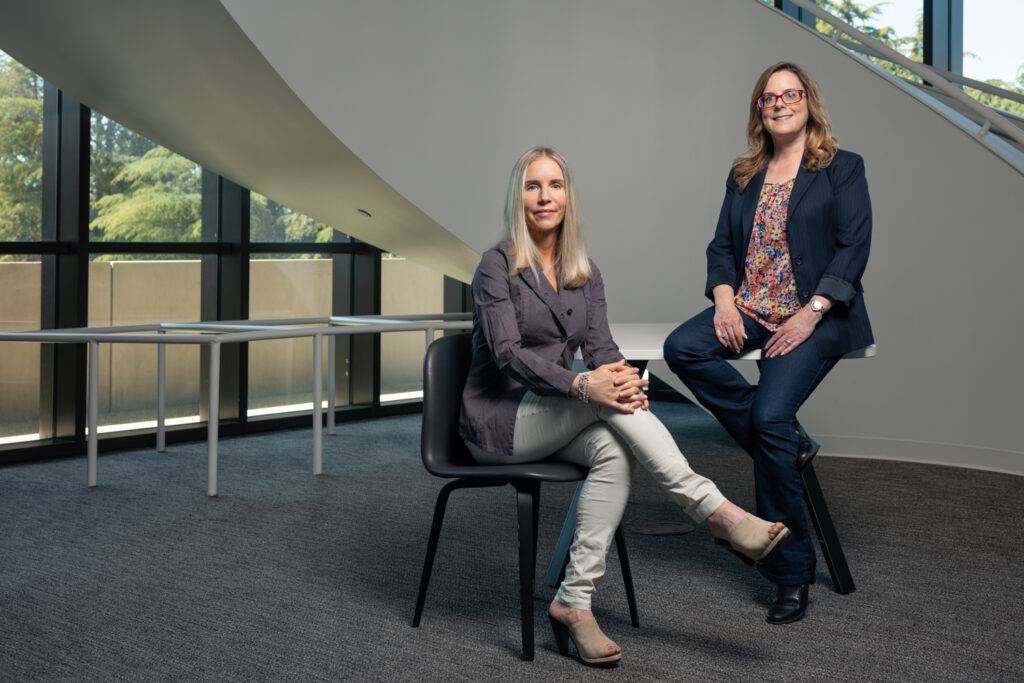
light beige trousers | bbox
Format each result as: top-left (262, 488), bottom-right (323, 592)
top-left (468, 392), bottom-right (727, 610)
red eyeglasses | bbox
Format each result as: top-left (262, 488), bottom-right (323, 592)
top-left (757, 89), bottom-right (806, 109)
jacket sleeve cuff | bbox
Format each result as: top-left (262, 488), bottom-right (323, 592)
top-left (816, 274), bottom-right (856, 308)
top-left (704, 272), bottom-right (735, 299)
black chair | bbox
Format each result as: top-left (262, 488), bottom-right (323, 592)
top-left (411, 333), bottom-right (639, 661)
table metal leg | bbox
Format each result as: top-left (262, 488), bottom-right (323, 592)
top-left (87, 340), bottom-right (99, 488)
top-left (313, 333), bottom-right (323, 475)
top-left (207, 342), bottom-right (219, 497)
top-left (801, 463), bottom-right (856, 594)
top-left (327, 335), bottom-right (335, 436)
top-left (157, 340), bottom-right (166, 453)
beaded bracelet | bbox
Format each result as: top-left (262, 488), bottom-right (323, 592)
top-left (576, 373), bottom-right (590, 404)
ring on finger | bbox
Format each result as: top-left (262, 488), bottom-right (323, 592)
top-left (784, 339), bottom-right (793, 345)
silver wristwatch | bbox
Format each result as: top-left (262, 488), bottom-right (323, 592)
top-left (810, 299), bottom-right (826, 315)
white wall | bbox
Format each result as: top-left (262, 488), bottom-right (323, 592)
top-left (222, 0), bottom-right (1024, 474)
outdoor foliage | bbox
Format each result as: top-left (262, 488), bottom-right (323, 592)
top-left (814, 0), bottom-right (1024, 116)
top-left (1, 51), bottom-right (336, 257)
top-left (0, 54), bottom-right (43, 249)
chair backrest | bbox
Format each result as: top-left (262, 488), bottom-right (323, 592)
top-left (421, 333), bottom-right (477, 474)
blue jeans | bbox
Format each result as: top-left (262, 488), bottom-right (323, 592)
top-left (664, 306), bottom-right (838, 586)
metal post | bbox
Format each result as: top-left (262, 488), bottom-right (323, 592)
top-left (87, 340), bottom-right (99, 488)
top-left (207, 341), bottom-right (220, 497)
top-left (157, 331), bottom-right (166, 453)
top-left (327, 334), bottom-right (335, 436)
top-left (425, 327), bottom-right (434, 352)
top-left (313, 333), bottom-right (323, 475)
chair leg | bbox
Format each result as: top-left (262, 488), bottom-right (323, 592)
top-left (613, 526), bottom-right (640, 627)
top-left (412, 479), bottom-right (504, 626)
top-left (801, 463), bottom-right (856, 595)
top-left (515, 481), bottom-right (540, 661)
top-left (544, 481), bottom-right (584, 588)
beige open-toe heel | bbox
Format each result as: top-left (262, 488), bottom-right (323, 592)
top-left (713, 513), bottom-right (790, 565)
top-left (548, 615), bottom-right (622, 666)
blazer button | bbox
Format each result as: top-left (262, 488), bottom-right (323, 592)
top-left (800, 290), bottom-right (809, 298)
top-left (560, 336), bottom-right (567, 343)
top-left (794, 257), bottom-right (803, 265)
top-left (566, 308), bottom-right (573, 316)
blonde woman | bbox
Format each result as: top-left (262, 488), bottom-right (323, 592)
top-left (665, 62), bottom-right (873, 625)
top-left (459, 146), bottom-right (789, 666)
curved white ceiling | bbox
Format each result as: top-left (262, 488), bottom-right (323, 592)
top-left (0, 0), bottom-right (479, 282)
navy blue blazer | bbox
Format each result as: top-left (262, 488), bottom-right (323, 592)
top-left (458, 241), bottom-right (623, 456)
top-left (705, 148), bottom-right (874, 358)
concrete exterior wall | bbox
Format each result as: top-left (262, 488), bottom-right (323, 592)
top-left (248, 258), bottom-right (332, 407)
top-left (221, 0), bottom-right (1024, 474)
top-left (381, 257), bottom-right (444, 393)
top-left (0, 263), bottom-right (41, 428)
top-left (0, 258), bottom-right (440, 434)
top-left (105, 260), bottom-right (201, 415)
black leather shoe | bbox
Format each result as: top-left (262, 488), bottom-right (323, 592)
top-left (795, 423), bottom-right (820, 471)
top-left (766, 583), bottom-right (809, 624)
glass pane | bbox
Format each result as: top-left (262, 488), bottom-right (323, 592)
top-left (248, 255), bottom-right (333, 416)
top-left (0, 50), bottom-right (44, 242)
top-left (88, 257), bottom-right (202, 432)
top-left (380, 256), bottom-right (444, 402)
top-left (250, 191), bottom-right (347, 242)
top-left (819, 1), bottom-right (924, 82)
top-left (0, 258), bottom-right (41, 442)
top-left (963, 1), bottom-right (1024, 116)
top-left (90, 114), bottom-right (202, 243)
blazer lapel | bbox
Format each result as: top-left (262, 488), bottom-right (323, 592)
top-left (517, 267), bottom-right (568, 334)
top-left (787, 160), bottom-right (817, 219)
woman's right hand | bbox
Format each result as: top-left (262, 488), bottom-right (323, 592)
top-left (712, 284), bottom-right (745, 353)
top-left (585, 361), bottom-right (643, 414)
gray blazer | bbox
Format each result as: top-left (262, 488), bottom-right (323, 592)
top-left (458, 241), bottom-right (623, 456)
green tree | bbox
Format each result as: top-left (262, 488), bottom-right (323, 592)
top-left (815, 1), bottom-right (1024, 117)
top-left (250, 192), bottom-right (335, 249)
top-left (965, 74), bottom-right (1024, 118)
top-left (91, 113), bottom-right (156, 217)
top-left (0, 53), bottom-right (44, 249)
top-left (815, 0), bottom-right (899, 45)
top-left (89, 146), bottom-right (201, 249)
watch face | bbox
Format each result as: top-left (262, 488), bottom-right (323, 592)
top-left (811, 301), bottom-right (824, 312)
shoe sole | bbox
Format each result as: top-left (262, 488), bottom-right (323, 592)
top-left (766, 606), bottom-right (807, 625)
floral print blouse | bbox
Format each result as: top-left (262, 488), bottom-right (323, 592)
top-left (734, 180), bottom-right (801, 331)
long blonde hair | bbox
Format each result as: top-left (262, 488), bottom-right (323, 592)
top-left (733, 61), bottom-right (838, 191)
top-left (504, 146), bottom-right (591, 288)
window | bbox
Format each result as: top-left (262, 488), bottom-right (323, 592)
top-left (91, 115), bottom-right (202, 243)
top-left (0, 50), bottom-right (44, 243)
top-left (380, 255), bottom-right (444, 401)
top-left (0, 51), bottom-right (44, 442)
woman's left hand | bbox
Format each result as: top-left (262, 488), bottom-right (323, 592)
top-left (612, 369), bottom-right (649, 411)
top-left (764, 305), bottom-right (821, 358)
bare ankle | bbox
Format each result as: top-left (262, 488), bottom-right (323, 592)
top-left (707, 500), bottom-right (745, 534)
top-left (549, 600), bottom-right (594, 625)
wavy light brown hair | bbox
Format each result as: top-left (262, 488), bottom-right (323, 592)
top-left (505, 146), bottom-right (591, 288)
top-left (732, 61), bottom-right (838, 191)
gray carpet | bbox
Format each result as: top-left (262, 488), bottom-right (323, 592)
top-left (1, 403), bottom-right (1022, 682)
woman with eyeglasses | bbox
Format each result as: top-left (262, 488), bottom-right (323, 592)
top-left (663, 62), bottom-right (873, 624)
top-left (460, 146), bottom-right (790, 666)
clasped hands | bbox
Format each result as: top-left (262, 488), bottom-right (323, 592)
top-left (579, 359), bottom-right (648, 414)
